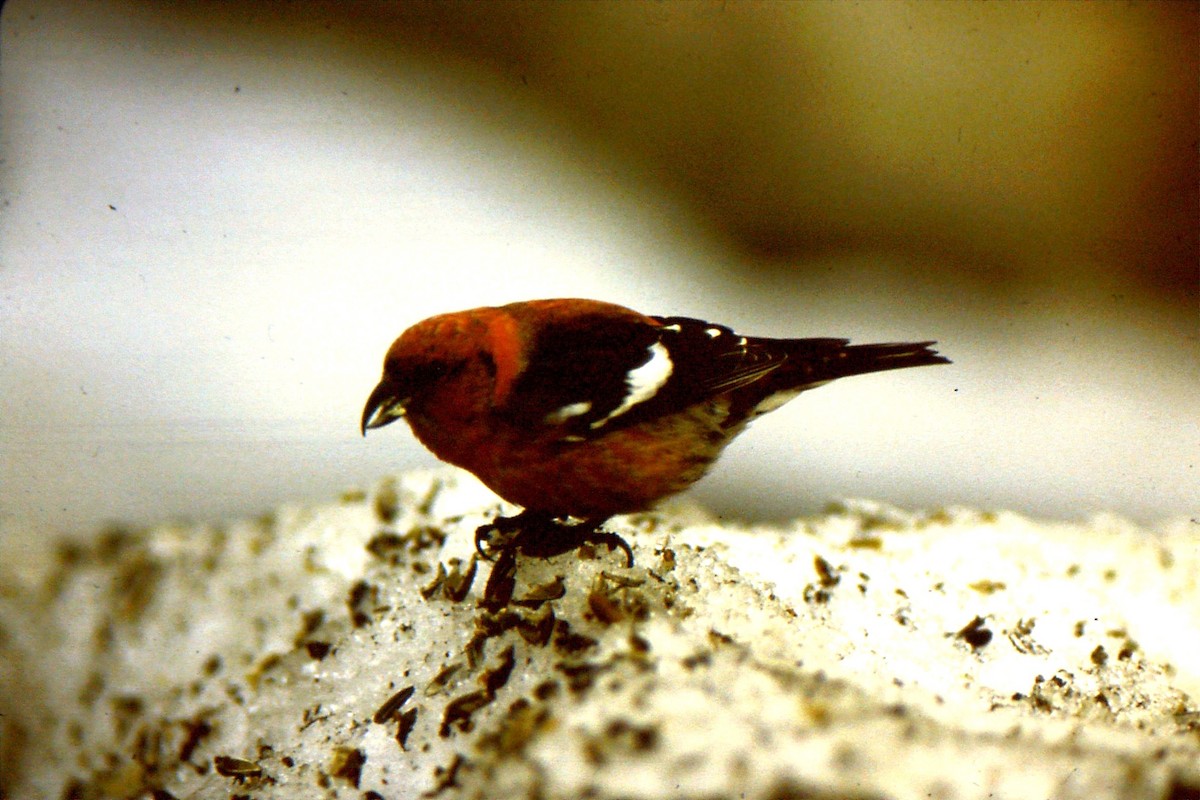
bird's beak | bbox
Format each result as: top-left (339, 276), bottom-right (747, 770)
top-left (361, 379), bottom-right (409, 436)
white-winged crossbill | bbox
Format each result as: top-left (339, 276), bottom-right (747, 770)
top-left (361, 298), bottom-right (949, 526)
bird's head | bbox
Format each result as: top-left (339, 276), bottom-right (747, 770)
top-left (360, 313), bottom-right (493, 436)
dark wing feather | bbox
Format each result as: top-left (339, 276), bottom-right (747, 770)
top-left (498, 312), bottom-right (663, 433)
top-left (651, 316), bottom-right (832, 395)
top-left (498, 312), bottom-right (947, 441)
top-left (499, 314), bottom-right (795, 438)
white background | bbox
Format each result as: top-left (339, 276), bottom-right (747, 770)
top-left (2, 1), bottom-right (1196, 537)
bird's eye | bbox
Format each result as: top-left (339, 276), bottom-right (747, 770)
top-left (417, 359), bottom-right (466, 386)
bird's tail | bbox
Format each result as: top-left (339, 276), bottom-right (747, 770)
top-left (781, 338), bottom-right (950, 386)
top-left (836, 340), bottom-right (950, 378)
top-left (724, 337), bottom-right (949, 427)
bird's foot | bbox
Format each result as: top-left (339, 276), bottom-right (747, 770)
top-left (475, 511), bottom-right (633, 609)
top-left (474, 511), bottom-right (631, 565)
top-left (473, 509), bottom-right (552, 561)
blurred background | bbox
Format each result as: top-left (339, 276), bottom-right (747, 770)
top-left (1, 0), bottom-right (1196, 540)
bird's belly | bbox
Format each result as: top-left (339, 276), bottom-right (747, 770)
top-left (478, 412), bottom-right (728, 518)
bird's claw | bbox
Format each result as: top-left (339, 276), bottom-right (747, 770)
top-left (475, 511), bottom-right (634, 608)
top-left (473, 510), bottom-right (554, 562)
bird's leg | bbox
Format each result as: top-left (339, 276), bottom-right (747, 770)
top-left (475, 512), bottom-right (634, 565)
top-left (477, 512), bottom-right (635, 609)
top-left (516, 517), bottom-right (633, 568)
top-left (474, 509), bottom-right (556, 561)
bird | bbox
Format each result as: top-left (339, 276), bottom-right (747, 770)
top-left (361, 298), bottom-right (949, 555)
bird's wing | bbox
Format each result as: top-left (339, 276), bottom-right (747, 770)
top-left (652, 316), bottom-right (798, 395)
top-left (498, 311), bottom-right (663, 434)
top-left (499, 313), bottom-right (835, 438)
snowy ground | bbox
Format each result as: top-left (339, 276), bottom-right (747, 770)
top-left (1, 469), bottom-right (1197, 799)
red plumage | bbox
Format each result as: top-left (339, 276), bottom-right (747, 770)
top-left (362, 298), bottom-right (949, 521)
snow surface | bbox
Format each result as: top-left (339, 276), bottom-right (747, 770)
top-left (0, 469), bottom-right (1197, 799)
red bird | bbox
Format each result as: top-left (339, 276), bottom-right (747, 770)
top-left (362, 299), bottom-right (948, 530)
